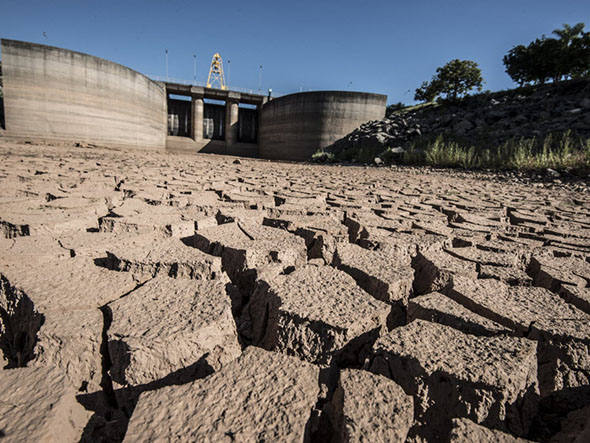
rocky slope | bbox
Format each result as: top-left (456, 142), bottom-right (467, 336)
top-left (0, 140), bottom-right (589, 441)
top-left (325, 78), bottom-right (590, 159)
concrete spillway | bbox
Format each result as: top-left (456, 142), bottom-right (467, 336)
top-left (0, 39), bottom-right (387, 160)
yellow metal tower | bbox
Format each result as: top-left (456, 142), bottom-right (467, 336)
top-left (206, 53), bottom-right (227, 90)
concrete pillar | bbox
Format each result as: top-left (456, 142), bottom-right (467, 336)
top-left (256, 103), bottom-right (264, 144)
top-left (191, 95), bottom-right (204, 141)
top-left (225, 99), bottom-right (239, 147)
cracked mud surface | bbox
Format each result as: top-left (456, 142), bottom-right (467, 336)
top-left (0, 140), bottom-right (589, 442)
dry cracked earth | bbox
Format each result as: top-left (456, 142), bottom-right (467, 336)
top-left (0, 139), bottom-right (589, 442)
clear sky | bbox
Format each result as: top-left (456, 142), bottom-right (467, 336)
top-left (1, 0), bottom-right (589, 103)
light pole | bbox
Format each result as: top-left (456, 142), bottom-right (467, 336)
top-left (227, 59), bottom-right (231, 88)
top-left (193, 54), bottom-right (196, 84)
top-left (165, 49), bottom-right (169, 81)
top-left (258, 65), bottom-right (263, 91)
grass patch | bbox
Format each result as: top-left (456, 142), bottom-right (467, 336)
top-left (399, 131), bottom-right (590, 172)
top-left (314, 130), bottom-right (590, 173)
top-left (311, 150), bottom-right (335, 163)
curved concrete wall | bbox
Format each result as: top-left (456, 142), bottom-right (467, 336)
top-left (1, 39), bottom-right (166, 149)
top-left (259, 91), bottom-right (386, 161)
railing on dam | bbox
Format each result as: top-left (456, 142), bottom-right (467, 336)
top-left (148, 75), bottom-right (294, 98)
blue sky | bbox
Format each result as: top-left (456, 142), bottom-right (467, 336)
top-left (1, 0), bottom-right (589, 103)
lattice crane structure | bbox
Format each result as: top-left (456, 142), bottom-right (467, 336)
top-left (206, 53), bottom-right (227, 90)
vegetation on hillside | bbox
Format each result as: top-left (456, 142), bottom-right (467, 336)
top-left (314, 23), bottom-right (590, 172)
top-left (503, 23), bottom-right (590, 85)
top-left (397, 131), bottom-right (590, 171)
top-left (315, 131), bottom-right (590, 174)
top-left (411, 23), bottom-right (590, 105)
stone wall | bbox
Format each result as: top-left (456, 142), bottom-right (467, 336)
top-left (1, 39), bottom-right (166, 150)
top-left (259, 91), bottom-right (386, 161)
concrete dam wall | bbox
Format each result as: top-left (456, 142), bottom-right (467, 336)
top-left (1, 39), bottom-right (167, 150)
top-left (0, 39), bottom-right (387, 160)
top-left (259, 91), bottom-right (387, 161)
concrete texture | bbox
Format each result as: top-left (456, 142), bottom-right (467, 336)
top-left (1, 39), bottom-right (166, 150)
top-left (259, 90), bottom-right (387, 161)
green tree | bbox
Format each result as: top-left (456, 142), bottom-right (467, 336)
top-left (414, 60), bottom-right (483, 102)
top-left (503, 23), bottom-right (590, 85)
top-left (553, 23), bottom-right (590, 78)
top-left (414, 80), bottom-right (440, 102)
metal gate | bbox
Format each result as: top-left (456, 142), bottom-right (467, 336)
top-left (203, 103), bottom-right (225, 140)
top-left (238, 108), bottom-right (258, 143)
top-left (167, 98), bottom-right (191, 137)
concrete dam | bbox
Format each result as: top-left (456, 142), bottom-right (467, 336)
top-left (0, 39), bottom-right (387, 160)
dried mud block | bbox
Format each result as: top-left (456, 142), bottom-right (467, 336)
top-left (218, 190), bottom-right (276, 209)
top-left (343, 212), bottom-right (412, 243)
top-left (98, 213), bottom-right (194, 237)
top-left (0, 366), bottom-right (92, 442)
top-left (124, 347), bottom-right (319, 441)
top-left (368, 320), bottom-right (538, 437)
top-left (32, 309), bottom-right (103, 392)
top-left (412, 247), bottom-right (479, 295)
top-left (245, 265), bottom-right (389, 365)
top-left (107, 277), bottom-right (241, 386)
top-left (264, 214), bottom-right (347, 262)
top-left (528, 255), bottom-right (590, 314)
top-left (1, 258), bottom-right (138, 389)
top-left (0, 235), bottom-right (69, 265)
top-left (0, 198), bottom-right (105, 235)
top-left (449, 418), bottom-right (532, 442)
top-left (448, 278), bottom-right (590, 397)
top-left (357, 226), bottom-right (447, 253)
top-left (0, 219), bottom-right (30, 238)
top-left (447, 246), bottom-right (532, 285)
top-left (0, 274), bottom-right (44, 368)
top-left (215, 206), bottom-right (267, 225)
top-left (558, 285), bottom-right (590, 316)
top-left (104, 234), bottom-right (221, 279)
top-left (270, 192), bottom-right (327, 213)
top-left (549, 405), bottom-right (590, 443)
top-left (97, 199), bottom-right (195, 237)
top-left (192, 222), bottom-right (307, 292)
top-left (334, 242), bottom-right (413, 326)
top-left (330, 369), bottom-right (414, 442)
top-left (1, 257), bottom-right (138, 311)
top-left (529, 319), bottom-right (590, 404)
top-left (447, 276), bottom-right (590, 335)
top-left (408, 292), bottom-right (511, 336)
